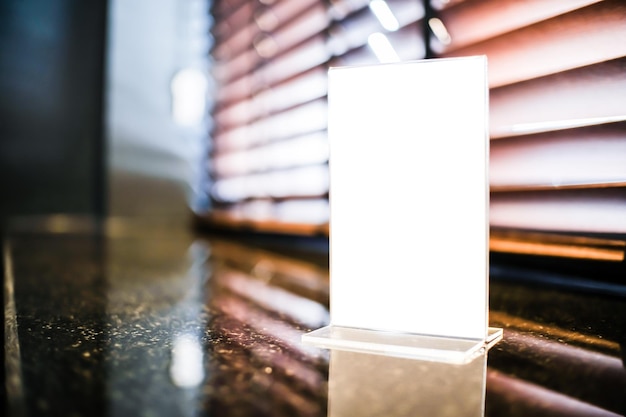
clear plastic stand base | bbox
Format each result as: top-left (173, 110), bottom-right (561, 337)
top-left (302, 326), bottom-right (503, 364)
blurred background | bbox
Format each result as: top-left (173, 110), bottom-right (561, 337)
top-left (1, 0), bottom-right (625, 275)
top-left (3, 4), bottom-right (626, 415)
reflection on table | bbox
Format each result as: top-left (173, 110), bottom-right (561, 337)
top-left (4, 221), bottom-right (626, 417)
top-left (328, 349), bottom-right (487, 417)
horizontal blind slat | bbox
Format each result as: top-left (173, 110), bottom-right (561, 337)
top-left (213, 98), bottom-right (328, 152)
top-left (213, 131), bottom-right (329, 177)
top-left (214, 66), bottom-right (328, 130)
top-left (444, 0), bottom-right (626, 87)
top-left (253, 2), bottom-right (329, 59)
top-left (435, 0), bottom-right (602, 54)
top-left (490, 122), bottom-right (626, 191)
top-left (211, 164), bottom-right (329, 202)
top-left (490, 58), bottom-right (626, 138)
top-left (490, 188), bottom-right (626, 234)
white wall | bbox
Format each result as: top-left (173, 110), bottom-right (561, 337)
top-left (106, 0), bottom-right (212, 221)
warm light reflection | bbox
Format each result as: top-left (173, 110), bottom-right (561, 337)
top-left (169, 334), bottom-right (205, 388)
top-left (490, 233), bottom-right (625, 261)
top-left (39, 215), bottom-right (95, 233)
top-left (217, 270), bottom-right (329, 329)
top-left (4, 242), bottom-right (23, 411)
top-left (509, 115), bottom-right (626, 135)
top-left (210, 239), bottom-right (329, 303)
top-left (490, 311), bottom-right (622, 355)
top-left (367, 32), bottom-right (400, 63)
top-left (428, 17), bottom-right (451, 45)
top-left (369, 0), bottom-right (400, 32)
top-left (487, 370), bottom-right (622, 417)
top-left (208, 255), bottom-right (329, 415)
top-left (213, 293), bottom-right (325, 359)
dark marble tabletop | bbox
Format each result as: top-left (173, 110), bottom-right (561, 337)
top-left (4, 218), bottom-right (626, 417)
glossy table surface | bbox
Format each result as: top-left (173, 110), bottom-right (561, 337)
top-left (4, 219), bottom-right (626, 417)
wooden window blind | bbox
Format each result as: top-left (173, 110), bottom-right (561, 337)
top-left (206, 0), bottom-right (626, 264)
top-left (432, 0), bottom-right (626, 263)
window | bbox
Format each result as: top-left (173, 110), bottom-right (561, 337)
top-left (205, 0), bottom-right (626, 264)
top-left (206, 0), bottom-right (424, 234)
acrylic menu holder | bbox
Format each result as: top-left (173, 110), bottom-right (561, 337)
top-left (302, 57), bottom-right (502, 364)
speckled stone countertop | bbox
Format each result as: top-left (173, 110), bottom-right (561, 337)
top-left (4, 220), bottom-right (626, 417)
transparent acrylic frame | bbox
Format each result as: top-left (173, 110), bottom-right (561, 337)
top-left (303, 325), bottom-right (503, 364)
top-left (303, 57), bottom-right (502, 364)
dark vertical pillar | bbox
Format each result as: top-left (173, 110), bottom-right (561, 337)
top-left (422, 0), bottom-right (435, 59)
top-left (0, 0), bottom-right (109, 220)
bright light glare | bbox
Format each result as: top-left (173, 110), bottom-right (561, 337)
top-left (169, 334), bottom-right (205, 388)
top-left (367, 33), bottom-right (400, 63)
top-left (171, 68), bottom-right (208, 127)
top-left (369, 0), bottom-right (400, 32)
top-left (212, 165), bottom-right (329, 202)
top-left (511, 115), bottom-right (626, 134)
top-left (428, 18), bottom-right (451, 45)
